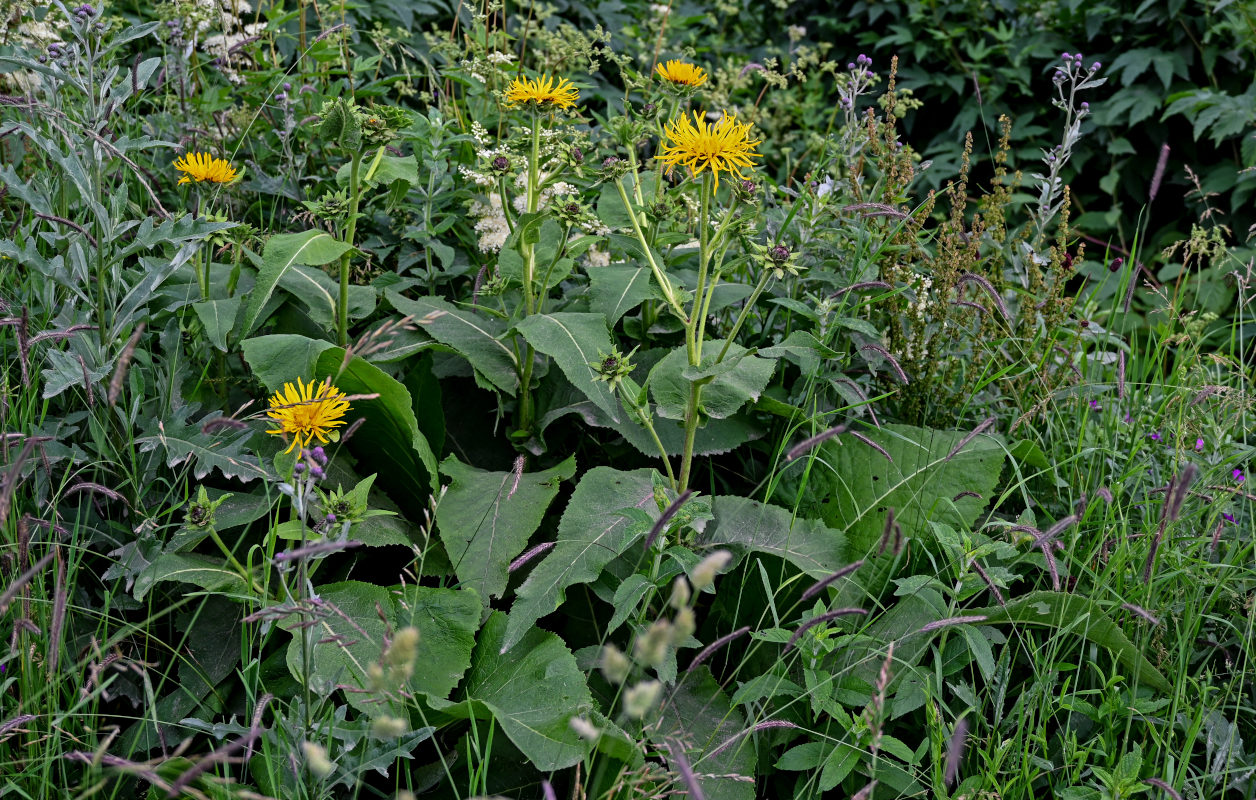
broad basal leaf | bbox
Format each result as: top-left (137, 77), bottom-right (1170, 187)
top-left (436, 454), bottom-right (577, 602)
top-left (516, 312), bottom-right (621, 422)
top-left (503, 467), bottom-right (659, 653)
top-left (650, 340), bottom-right (776, 420)
top-left (701, 496), bottom-right (848, 578)
top-left (239, 230), bottom-right (354, 338)
top-left (387, 291), bottom-right (518, 396)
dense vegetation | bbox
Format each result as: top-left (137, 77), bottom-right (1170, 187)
top-left (1, 0), bottom-right (1254, 798)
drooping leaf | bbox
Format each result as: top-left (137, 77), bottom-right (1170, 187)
top-left (589, 265), bottom-right (655, 324)
top-left (701, 496), bottom-right (848, 578)
top-left (387, 291), bottom-right (518, 395)
top-left (516, 312), bottom-right (621, 422)
top-left (239, 230), bottom-right (354, 338)
top-left (503, 467), bottom-right (659, 653)
top-left (974, 591), bottom-right (1171, 693)
top-left (436, 454), bottom-right (577, 601)
top-left (240, 334), bottom-right (335, 391)
top-left (431, 612), bottom-right (593, 771)
top-left (133, 553), bottom-right (250, 601)
top-left (192, 297), bottom-right (241, 352)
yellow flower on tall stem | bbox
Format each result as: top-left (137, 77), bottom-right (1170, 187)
top-left (504, 74), bottom-right (580, 111)
top-left (173, 152), bottom-right (239, 186)
top-left (266, 377), bottom-right (351, 454)
top-left (658, 111), bottom-right (761, 193)
top-left (655, 60), bottom-right (708, 89)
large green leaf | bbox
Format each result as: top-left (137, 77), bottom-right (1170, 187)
top-left (516, 312), bottom-right (621, 423)
top-left (436, 454), bottom-right (577, 602)
top-left (503, 467), bottom-right (659, 652)
top-left (589, 265), bottom-right (655, 324)
top-left (650, 340), bottom-right (776, 420)
top-left (276, 264), bottom-right (375, 330)
top-left (654, 667), bottom-right (756, 800)
top-left (192, 297), bottom-right (241, 351)
top-left (800, 423), bottom-right (1006, 560)
top-left (432, 612), bottom-right (592, 771)
top-left (974, 591), bottom-right (1171, 693)
top-left (386, 292), bottom-right (518, 396)
top-left (239, 230), bottom-right (353, 338)
top-left (285, 581), bottom-right (481, 712)
top-left (135, 403), bottom-right (269, 483)
top-left (240, 334), bottom-right (335, 391)
top-left (133, 553), bottom-right (249, 601)
top-left (314, 348), bottom-right (440, 495)
top-left (701, 496), bottom-right (848, 578)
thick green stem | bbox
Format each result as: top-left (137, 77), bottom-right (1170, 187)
top-left (677, 172), bottom-right (715, 492)
top-left (337, 149), bottom-right (364, 347)
top-left (677, 381), bottom-right (704, 493)
top-left (516, 113), bottom-right (543, 436)
top-left (717, 273), bottom-right (772, 362)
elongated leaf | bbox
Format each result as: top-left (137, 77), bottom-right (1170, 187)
top-left (387, 291), bottom-right (518, 395)
top-left (239, 230), bottom-right (353, 338)
top-left (192, 297), bottom-right (241, 352)
top-left (436, 454), bottom-right (577, 601)
top-left (133, 553), bottom-right (249, 601)
top-left (432, 612), bottom-right (593, 771)
top-left (516, 313), bottom-right (620, 422)
top-left (136, 404), bottom-right (269, 483)
top-left (974, 591), bottom-right (1171, 693)
top-left (503, 467), bottom-right (659, 652)
top-left (701, 496), bottom-right (848, 578)
top-left (277, 264), bottom-right (375, 330)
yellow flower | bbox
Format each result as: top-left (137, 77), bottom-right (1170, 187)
top-left (655, 60), bottom-right (708, 88)
top-left (657, 111), bottom-right (762, 192)
top-left (173, 152), bottom-right (239, 186)
top-left (266, 377), bottom-right (351, 454)
top-left (504, 74), bottom-right (579, 111)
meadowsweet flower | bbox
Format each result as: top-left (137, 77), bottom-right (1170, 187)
top-left (655, 59), bottom-right (708, 89)
top-left (504, 74), bottom-right (579, 110)
top-left (266, 377), bottom-right (351, 454)
top-left (173, 152), bottom-right (239, 186)
top-left (658, 111), bottom-right (761, 193)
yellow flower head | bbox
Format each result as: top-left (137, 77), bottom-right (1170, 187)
top-left (504, 74), bottom-right (579, 111)
top-left (173, 152), bottom-right (239, 186)
top-left (266, 377), bottom-right (351, 454)
top-left (657, 111), bottom-right (762, 193)
top-left (655, 60), bottom-right (708, 89)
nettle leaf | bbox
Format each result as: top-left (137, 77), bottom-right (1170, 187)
top-left (973, 591), bottom-right (1171, 693)
top-left (516, 313), bottom-right (620, 423)
top-left (431, 612), bottom-right (593, 772)
top-left (285, 581), bottom-right (481, 712)
top-left (436, 454), bottom-right (577, 602)
top-left (650, 340), bottom-right (776, 420)
top-left (701, 496), bottom-right (848, 578)
top-left (387, 291), bottom-right (518, 396)
top-left (503, 467), bottom-right (659, 653)
top-left (136, 403), bottom-right (269, 483)
top-left (800, 423), bottom-right (1006, 560)
top-left (239, 230), bottom-right (354, 338)
top-left (653, 667), bottom-right (756, 800)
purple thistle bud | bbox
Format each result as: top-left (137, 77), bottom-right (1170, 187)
top-left (312, 446), bottom-right (327, 464)
top-left (1091, 62), bottom-right (1101, 71)
top-left (1081, 101), bottom-right (1089, 109)
top-left (275, 92), bottom-right (286, 101)
top-left (294, 462), bottom-right (306, 474)
top-left (325, 513), bottom-right (337, 523)
top-left (1062, 52), bottom-right (1071, 60)
top-left (283, 82), bottom-right (292, 90)
top-left (310, 466), bottom-right (325, 480)
top-left (847, 62), bottom-right (855, 70)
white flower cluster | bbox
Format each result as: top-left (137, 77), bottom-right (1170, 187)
top-left (468, 167), bottom-right (576, 253)
top-left (909, 274), bottom-right (932, 322)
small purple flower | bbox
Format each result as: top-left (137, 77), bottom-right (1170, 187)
top-left (1233, 468), bottom-right (1245, 483)
top-left (1149, 431), bottom-right (1162, 442)
top-left (1222, 513), bottom-right (1235, 524)
top-left (1195, 438), bottom-right (1204, 451)
top-left (1089, 399), bottom-right (1101, 412)
top-left (1123, 413), bottom-right (1132, 424)
top-left (325, 513), bottom-right (337, 524)
top-left (1091, 62), bottom-right (1101, 71)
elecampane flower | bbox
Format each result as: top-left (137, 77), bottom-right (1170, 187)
top-left (266, 377), bottom-right (351, 454)
top-left (655, 60), bottom-right (708, 88)
top-left (504, 74), bottom-right (579, 110)
top-left (657, 111), bottom-right (761, 193)
top-left (173, 152), bottom-right (239, 186)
